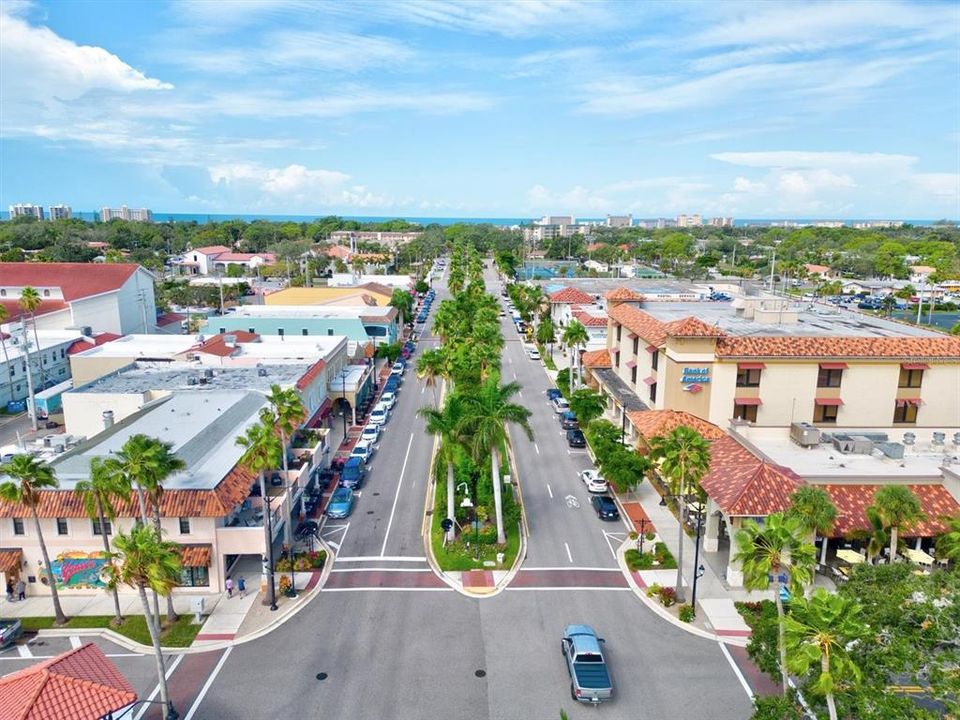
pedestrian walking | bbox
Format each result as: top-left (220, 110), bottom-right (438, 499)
top-left (237, 576), bottom-right (246, 598)
top-left (15, 579), bottom-right (26, 601)
top-left (225, 576), bottom-right (234, 599)
top-left (5, 580), bottom-right (13, 602)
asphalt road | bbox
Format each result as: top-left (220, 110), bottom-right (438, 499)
top-left (189, 265), bottom-right (755, 720)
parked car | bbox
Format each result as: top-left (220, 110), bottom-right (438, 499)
top-left (370, 402), bottom-right (389, 426)
top-left (391, 361), bottom-right (405, 376)
top-left (350, 440), bottom-right (375, 464)
top-left (339, 457), bottom-right (367, 489)
top-left (566, 429), bottom-right (586, 448)
top-left (0, 619), bottom-right (23, 650)
top-left (578, 469), bottom-right (608, 493)
top-left (562, 624), bottom-right (613, 704)
top-left (295, 520), bottom-right (319, 539)
top-left (546, 388), bottom-right (563, 402)
top-left (590, 495), bottom-right (620, 521)
top-left (560, 411), bottom-right (579, 430)
top-left (360, 424), bottom-right (380, 444)
top-left (380, 391), bottom-right (397, 410)
top-left (551, 397), bottom-right (570, 414)
top-left (326, 487), bottom-right (355, 519)
top-left (383, 377), bottom-right (400, 394)
top-left (527, 348), bottom-right (541, 360)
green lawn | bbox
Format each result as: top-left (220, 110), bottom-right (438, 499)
top-left (18, 613), bottom-right (202, 647)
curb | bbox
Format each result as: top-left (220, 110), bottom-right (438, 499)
top-left (616, 540), bottom-right (748, 648)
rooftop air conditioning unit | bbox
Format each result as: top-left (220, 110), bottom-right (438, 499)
top-left (790, 422), bottom-right (820, 447)
top-left (203, 368), bottom-right (214, 379)
top-left (187, 377), bottom-right (198, 386)
top-left (932, 432), bottom-right (946, 446)
top-left (833, 435), bottom-right (873, 454)
top-left (903, 432), bottom-right (916, 445)
top-left (876, 442), bottom-right (905, 460)
top-left (257, 368), bottom-right (268, 377)
top-left (198, 376), bottom-right (207, 385)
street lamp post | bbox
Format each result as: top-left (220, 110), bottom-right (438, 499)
top-left (260, 473), bottom-right (278, 611)
top-left (690, 502), bottom-right (706, 617)
top-left (341, 370), bottom-right (348, 438)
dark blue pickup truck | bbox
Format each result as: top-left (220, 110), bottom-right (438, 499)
top-left (562, 624), bottom-right (613, 704)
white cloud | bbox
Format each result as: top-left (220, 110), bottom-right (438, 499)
top-left (525, 183), bottom-right (614, 213)
top-left (733, 177), bottom-right (766, 193)
top-left (0, 6), bottom-right (172, 107)
top-left (777, 169), bottom-right (855, 196)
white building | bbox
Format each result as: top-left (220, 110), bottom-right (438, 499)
top-left (606, 215), bottom-right (632, 228)
top-left (0, 262), bottom-right (158, 335)
top-left (48, 205), bottom-right (73, 221)
top-left (99, 206), bottom-right (153, 222)
top-left (707, 217), bottom-right (734, 227)
top-left (0, 329), bottom-right (84, 408)
top-left (676, 214), bottom-right (702, 228)
top-left (327, 273), bottom-right (413, 289)
top-left (8, 204), bottom-right (43, 220)
top-left (176, 246), bottom-right (275, 275)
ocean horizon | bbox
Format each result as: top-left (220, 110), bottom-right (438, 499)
top-left (0, 211), bottom-right (952, 227)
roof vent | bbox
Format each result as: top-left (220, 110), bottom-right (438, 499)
top-left (102, 410), bottom-right (114, 429)
top-left (257, 368), bottom-right (268, 377)
top-left (953, 433), bottom-right (960, 447)
top-left (203, 368), bottom-right (214, 378)
top-left (187, 377), bottom-right (198, 386)
top-left (932, 432), bottom-right (946, 446)
top-left (903, 432), bottom-right (916, 445)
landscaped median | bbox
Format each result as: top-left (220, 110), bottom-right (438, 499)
top-left (21, 614), bottom-right (201, 647)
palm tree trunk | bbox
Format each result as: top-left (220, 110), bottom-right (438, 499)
top-left (32, 507), bottom-right (67, 625)
top-left (674, 463), bottom-right (686, 602)
top-left (491, 447), bottom-right (506, 545)
top-left (96, 499), bottom-right (123, 625)
top-left (568, 348), bottom-right (574, 395)
top-left (774, 572), bottom-right (789, 696)
top-left (138, 583), bottom-right (172, 717)
top-left (824, 655), bottom-right (838, 720)
top-left (446, 461), bottom-right (455, 543)
top-left (280, 429), bottom-right (292, 547)
top-left (889, 525), bottom-right (898, 563)
top-left (152, 507), bottom-right (178, 623)
top-left (135, 484), bottom-right (149, 524)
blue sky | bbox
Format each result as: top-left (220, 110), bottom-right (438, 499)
top-left (1, 0), bottom-right (958, 219)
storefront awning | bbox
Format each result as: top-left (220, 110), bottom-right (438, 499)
top-left (814, 397), bottom-right (844, 406)
top-left (0, 548), bottom-right (22, 575)
top-left (625, 360), bottom-right (637, 368)
top-left (643, 376), bottom-right (656, 385)
top-left (901, 363), bottom-right (929, 370)
top-left (627, 332), bottom-right (637, 340)
top-left (895, 398), bottom-right (923, 407)
top-left (645, 344), bottom-right (658, 353)
top-left (179, 544), bottom-right (212, 567)
top-left (610, 347), bottom-right (621, 355)
top-left (737, 362), bottom-right (766, 370)
top-left (734, 397), bottom-right (762, 406)
top-left (819, 362), bottom-right (848, 370)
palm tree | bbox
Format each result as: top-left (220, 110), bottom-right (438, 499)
top-left (561, 320), bottom-right (589, 394)
top-left (459, 378), bottom-right (533, 544)
top-left (236, 409), bottom-right (284, 610)
top-left (870, 485), bottom-right (925, 563)
top-left (18, 286), bottom-right (46, 385)
top-left (104, 524), bottom-right (181, 720)
top-left (935, 514), bottom-right (960, 564)
top-left (535, 318), bottom-right (555, 358)
top-left (568, 389), bottom-right (606, 428)
top-left (648, 426), bottom-right (712, 602)
top-left (0, 455), bottom-right (67, 625)
top-left (860, 506), bottom-right (889, 564)
top-left (784, 588), bottom-right (865, 720)
top-left (787, 486), bottom-right (838, 566)
top-left (448, 265), bottom-right (465, 295)
top-left (419, 394), bottom-right (468, 543)
top-left (265, 384), bottom-right (305, 547)
top-left (76, 458), bottom-right (129, 626)
top-left (140, 439), bottom-right (185, 624)
top-left (113, 434), bottom-right (165, 523)
top-left (389, 288), bottom-right (413, 328)
top-left (734, 512), bottom-right (817, 696)
top-left (416, 348), bottom-right (448, 406)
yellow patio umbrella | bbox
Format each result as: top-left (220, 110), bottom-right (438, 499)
top-left (837, 549), bottom-right (865, 565)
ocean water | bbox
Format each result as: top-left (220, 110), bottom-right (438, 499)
top-left (0, 211), bottom-right (949, 227)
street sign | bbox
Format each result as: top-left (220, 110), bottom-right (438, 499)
top-left (441, 518), bottom-right (454, 532)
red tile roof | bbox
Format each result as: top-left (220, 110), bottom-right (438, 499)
top-left (822, 483), bottom-right (960, 537)
top-left (66, 333), bottom-right (122, 356)
top-left (0, 548), bottom-right (22, 575)
top-left (607, 304), bottom-right (667, 346)
top-left (549, 287), bottom-right (595, 304)
top-left (191, 245), bottom-right (232, 256)
top-left (0, 299), bottom-right (69, 324)
top-left (192, 330), bottom-right (259, 357)
top-left (0, 643), bottom-right (136, 720)
top-left (359, 282), bottom-right (400, 296)
top-left (156, 312), bottom-right (186, 327)
top-left (581, 349), bottom-right (612, 369)
top-left (662, 316), bottom-right (726, 338)
top-left (572, 311), bottom-right (608, 327)
top-left (716, 336), bottom-right (960, 359)
top-left (324, 245), bottom-right (352, 260)
top-left (179, 544), bottom-right (212, 567)
top-left (699, 436), bottom-right (803, 516)
top-left (628, 410), bottom-right (727, 442)
top-left (605, 287), bottom-right (645, 302)
top-left (295, 359), bottom-right (327, 391)
top-left (0, 263), bottom-right (141, 301)
top-left (804, 263), bottom-right (831, 274)
top-left (215, 252), bottom-right (275, 263)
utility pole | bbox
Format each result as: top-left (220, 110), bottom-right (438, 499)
top-left (19, 323), bottom-right (38, 431)
top-left (916, 279), bottom-right (925, 324)
top-left (768, 247), bottom-right (776, 292)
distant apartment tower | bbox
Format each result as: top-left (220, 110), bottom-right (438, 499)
top-left (100, 205), bottom-right (153, 222)
top-left (853, 220), bottom-right (904, 229)
top-left (707, 217), bottom-right (734, 227)
top-left (539, 215), bottom-right (575, 226)
top-left (676, 214), bottom-right (702, 228)
top-left (48, 204), bottom-right (73, 221)
top-left (606, 215), bottom-right (632, 228)
top-left (8, 203), bottom-right (44, 220)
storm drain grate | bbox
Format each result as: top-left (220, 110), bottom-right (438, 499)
top-left (475, 669), bottom-right (486, 678)
top-left (316, 672), bottom-right (328, 681)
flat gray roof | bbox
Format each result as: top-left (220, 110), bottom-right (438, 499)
top-left (79, 361), bottom-right (311, 394)
top-left (51, 391), bottom-right (267, 490)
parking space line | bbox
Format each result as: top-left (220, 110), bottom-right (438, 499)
top-left (336, 555), bottom-right (426, 562)
top-left (69, 636), bottom-right (81, 649)
top-left (380, 432), bottom-right (415, 557)
top-left (183, 647), bottom-right (233, 720)
top-left (16, 644), bottom-right (32, 658)
top-left (534, 442), bottom-right (540, 455)
top-left (547, 483), bottom-right (553, 498)
top-left (564, 542), bottom-right (573, 563)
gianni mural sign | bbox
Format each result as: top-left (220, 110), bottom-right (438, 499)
top-left (50, 552), bottom-right (110, 589)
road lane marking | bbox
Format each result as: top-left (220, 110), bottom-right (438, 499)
top-left (523, 566), bottom-right (622, 571)
top-left (719, 641), bottom-right (755, 700)
top-left (506, 587), bottom-right (631, 592)
top-left (547, 483), bottom-right (553, 498)
top-left (69, 636), bottom-right (81, 649)
top-left (336, 556), bottom-right (426, 562)
top-left (518, 390), bottom-right (523, 398)
top-left (322, 587), bottom-right (453, 593)
top-left (380, 433), bottom-right (415, 557)
top-left (133, 653), bottom-right (184, 720)
top-left (534, 442), bottom-right (540, 455)
top-left (421, 384), bottom-right (425, 394)
top-left (183, 647), bottom-right (233, 720)
top-left (16, 644), bottom-right (32, 658)
top-left (602, 531), bottom-right (626, 561)
top-left (331, 567), bottom-right (431, 573)
top-left (564, 542), bottom-right (573, 563)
